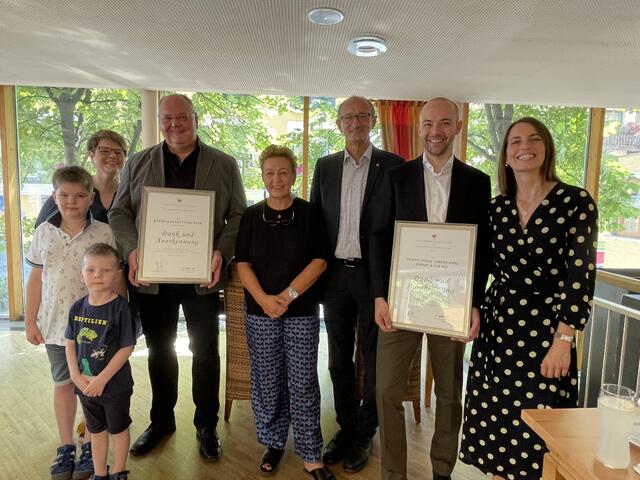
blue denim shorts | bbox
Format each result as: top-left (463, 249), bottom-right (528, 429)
top-left (45, 344), bottom-right (72, 385)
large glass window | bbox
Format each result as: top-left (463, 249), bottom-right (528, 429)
top-left (597, 108), bottom-right (640, 268)
top-left (186, 92), bottom-right (303, 203)
top-left (16, 86), bottom-right (142, 281)
top-left (466, 104), bottom-right (589, 194)
top-left (0, 147), bottom-right (8, 316)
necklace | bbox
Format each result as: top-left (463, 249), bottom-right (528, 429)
top-left (262, 202), bottom-right (295, 227)
top-left (517, 185), bottom-right (552, 224)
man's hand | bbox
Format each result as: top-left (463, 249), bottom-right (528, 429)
top-left (454, 307), bottom-right (480, 343)
top-left (83, 376), bottom-right (107, 397)
top-left (375, 297), bottom-right (396, 332)
top-left (540, 339), bottom-right (572, 379)
top-left (127, 248), bottom-right (149, 287)
top-left (260, 295), bottom-right (288, 319)
top-left (201, 250), bottom-right (223, 288)
top-left (25, 322), bottom-right (44, 345)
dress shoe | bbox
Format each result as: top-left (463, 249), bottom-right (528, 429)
top-left (129, 423), bottom-right (175, 456)
top-left (433, 474), bottom-right (452, 480)
top-left (321, 431), bottom-right (350, 465)
top-left (343, 437), bottom-right (372, 473)
top-left (196, 427), bottom-right (222, 461)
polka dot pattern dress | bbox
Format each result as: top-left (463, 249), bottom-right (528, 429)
top-left (459, 182), bottom-right (598, 479)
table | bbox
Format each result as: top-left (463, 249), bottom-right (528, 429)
top-left (521, 408), bottom-right (640, 480)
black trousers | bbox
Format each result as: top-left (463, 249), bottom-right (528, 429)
top-left (133, 284), bottom-right (220, 429)
top-left (323, 262), bottom-right (378, 441)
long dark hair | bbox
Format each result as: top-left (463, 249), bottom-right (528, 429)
top-left (497, 117), bottom-right (560, 196)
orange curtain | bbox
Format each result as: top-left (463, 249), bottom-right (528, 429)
top-left (374, 100), bottom-right (425, 161)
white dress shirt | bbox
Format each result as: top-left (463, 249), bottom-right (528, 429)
top-left (423, 153), bottom-right (453, 223)
top-left (335, 143), bottom-right (373, 259)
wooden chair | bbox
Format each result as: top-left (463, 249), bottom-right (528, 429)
top-left (223, 263), bottom-right (252, 420)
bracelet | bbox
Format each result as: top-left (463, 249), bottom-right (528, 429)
top-left (553, 331), bottom-right (574, 344)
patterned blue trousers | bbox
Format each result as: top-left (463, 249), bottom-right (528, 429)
top-left (245, 312), bottom-right (323, 463)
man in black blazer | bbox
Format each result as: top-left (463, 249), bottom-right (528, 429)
top-left (310, 96), bottom-right (403, 473)
top-left (370, 98), bottom-right (491, 480)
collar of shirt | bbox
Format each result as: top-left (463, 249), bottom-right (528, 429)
top-left (162, 140), bottom-right (200, 166)
top-left (47, 210), bottom-right (94, 230)
top-left (343, 143), bottom-right (373, 168)
top-left (422, 153), bottom-right (454, 177)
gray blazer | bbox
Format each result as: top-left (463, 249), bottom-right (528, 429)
top-left (109, 138), bottom-right (247, 294)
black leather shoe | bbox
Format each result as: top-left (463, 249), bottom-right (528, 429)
top-left (433, 474), bottom-right (452, 480)
top-left (321, 431), bottom-right (350, 465)
top-left (129, 423), bottom-right (176, 456)
top-left (343, 437), bottom-right (372, 473)
top-left (196, 427), bottom-right (222, 461)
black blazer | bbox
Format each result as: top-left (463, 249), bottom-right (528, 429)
top-left (369, 156), bottom-right (491, 306)
top-left (310, 146), bottom-right (404, 265)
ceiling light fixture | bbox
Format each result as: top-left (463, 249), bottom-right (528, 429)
top-left (347, 36), bottom-right (387, 57)
top-left (307, 8), bottom-right (344, 25)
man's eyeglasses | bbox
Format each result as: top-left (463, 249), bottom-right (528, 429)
top-left (158, 113), bottom-right (194, 124)
top-left (96, 147), bottom-right (125, 158)
top-left (339, 113), bottom-right (374, 124)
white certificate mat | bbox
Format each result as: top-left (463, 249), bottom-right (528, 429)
top-left (137, 187), bottom-right (215, 284)
top-left (388, 222), bottom-right (476, 338)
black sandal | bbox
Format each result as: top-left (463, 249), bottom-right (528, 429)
top-left (259, 447), bottom-right (285, 476)
top-left (303, 466), bottom-right (336, 480)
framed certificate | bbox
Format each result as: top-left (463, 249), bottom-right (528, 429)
top-left (388, 221), bottom-right (476, 338)
top-left (137, 187), bottom-right (215, 284)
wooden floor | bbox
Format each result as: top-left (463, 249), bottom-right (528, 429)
top-left (0, 321), bottom-right (487, 480)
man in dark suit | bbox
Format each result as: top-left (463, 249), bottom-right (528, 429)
top-left (370, 98), bottom-right (491, 480)
top-left (310, 96), bottom-right (403, 473)
top-left (109, 94), bottom-right (246, 461)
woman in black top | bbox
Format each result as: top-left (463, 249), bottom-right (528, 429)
top-left (35, 130), bottom-right (127, 226)
top-left (235, 145), bottom-right (334, 480)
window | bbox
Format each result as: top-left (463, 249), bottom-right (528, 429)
top-left (16, 86), bottom-right (142, 282)
top-left (466, 103), bottom-right (589, 194)
top-left (596, 108), bottom-right (640, 268)
top-left (0, 150), bottom-right (7, 316)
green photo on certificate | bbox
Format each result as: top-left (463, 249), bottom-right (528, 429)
top-left (388, 221), bottom-right (477, 338)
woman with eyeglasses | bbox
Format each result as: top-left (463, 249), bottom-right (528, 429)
top-left (235, 145), bottom-right (334, 479)
top-left (35, 130), bottom-right (128, 227)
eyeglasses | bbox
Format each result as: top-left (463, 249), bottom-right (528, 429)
top-left (262, 204), bottom-right (295, 227)
top-left (96, 147), bottom-right (125, 158)
top-left (158, 113), bottom-right (194, 124)
top-left (339, 113), bottom-right (374, 124)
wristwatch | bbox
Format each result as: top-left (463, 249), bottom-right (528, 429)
top-left (287, 285), bottom-right (299, 300)
top-left (553, 331), bottom-right (574, 344)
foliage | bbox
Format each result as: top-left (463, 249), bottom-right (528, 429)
top-left (21, 216), bottom-right (37, 255)
top-left (16, 87), bottom-right (142, 185)
top-left (191, 93), bottom-right (299, 191)
top-left (466, 103), bottom-right (639, 233)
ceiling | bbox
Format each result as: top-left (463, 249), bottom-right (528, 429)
top-left (1, 0), bottom-right (639, 107)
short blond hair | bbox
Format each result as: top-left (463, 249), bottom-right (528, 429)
top-left (259, 145), bottom-right (297, 173)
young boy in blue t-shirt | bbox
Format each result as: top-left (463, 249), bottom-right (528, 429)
top-left (65, 243), bottom-right (136, 480)
top-left (25, 166), bottom-right (118, 480)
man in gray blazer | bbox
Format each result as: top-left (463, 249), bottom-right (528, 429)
top-left (109, 94), bottom-right (246, 460)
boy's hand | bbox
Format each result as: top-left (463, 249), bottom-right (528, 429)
top-left (83, 376), bottom-right (107, 397)
top-left (71, 374), bottom-right (90, 392)
top-left (25, 323), bottom-right (44, 345)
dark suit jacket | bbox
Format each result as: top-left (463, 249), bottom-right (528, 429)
top-left (310, 146), bottom-right (404, 270)
top-left (369, 156), bottom-right (491, 307)
top-left (109, 138), bottom-right (247, 294)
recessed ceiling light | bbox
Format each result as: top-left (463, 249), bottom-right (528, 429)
top-left (347, 36), bottom-right (387, 57)
top-left (307, 7), bottom-right (344, 25)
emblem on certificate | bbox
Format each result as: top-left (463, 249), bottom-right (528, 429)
top-left (137, 187), bottom-right (215, 284)
top-left (388, 222), bottom-right (476, 338)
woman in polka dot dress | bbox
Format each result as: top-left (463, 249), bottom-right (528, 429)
top-left (459, 117), bottom-right (598, 480)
